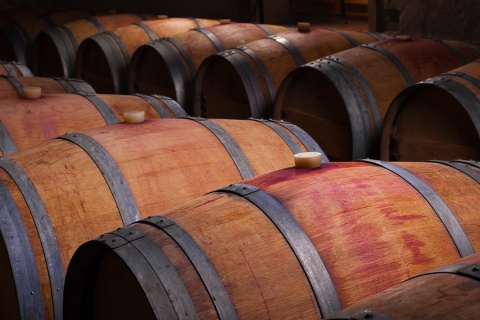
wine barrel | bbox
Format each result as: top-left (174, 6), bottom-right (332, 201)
top-left (381, 59), bottom-right (480, 161)
top-left (64, 160), bottom-right (480, 319)
top-left (272, 36), bottom-right (480, 161)
top-left (324, 252), bottom-right (480, 319)
top-left (0, 75), bottom-right (95, 101)
top-left (192, 27), bottom-right (385, 120)
top-left (128, 22), bottom-right (291, 114)
top-left (75, 17), bottom-right (220, 94)
top-left (0, 9), bottom-right (95, 67)
top-left (32, 13), bottom-right (158, 78)
top-left (0, 92), bottom-right (187, 155)
top-left (0, 117), bottom-right (324, 319)
top-left (0, 60), bottom-right (33, 76)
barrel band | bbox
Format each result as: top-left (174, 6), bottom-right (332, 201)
top-left (1, 61), bottom-right (18, 76)
top-left (85, 16), bottom-right (104, 33)
top-left (435, 39), bottom-right (468, 64)
top-left (76, 92), bottom-right (119, 124)
top-left (186, 117), bottom-right (255, 179)
top-left (443, 71), bottom-right (480, 89)
top-left (189, 17), bottom-right (204, 28)
top-left (0, 156), bottom-right (64, 319)
top-left (2, 74), bottom-right (24, 95)
top-left (325, 28), bottom-right (359, 47)
top-left (408, 263), bottom-right (480, 283)
top-left (100, 228), bottom-right (196, 318)
top-left (133, 22), bottom-right (158, 41)
top-left (360, 43), bottom-right (414, 85)
top-left (134, 93), bottom-right (171, 118)
top-left (361, 159), bottom-right (474, 257)
top-left (162, 36), bottom-right (197, 78)
top-left (308, 59), bottom-right (372, 159)
top-left (267, 35), bottom-right (306, 66)
top-left (324, 54), bottom-right (382, 142)
top-left (268, 119), bottom-right (329, 161)
top-left (0, 120), bottom-right (17, 154)
top-left (58, 133), bottom-right (140, 225)
top-left (51, 76), bottom-right (96, 94)
top-left (364, 31), bottom-right (390, 41)
top-left (217, 183), bottom-right (342, 317)
top-left (141, 215), bottom-right (238, 319)
top-left (13, 61), bottom-right (34, 77)
top-left (0, 178), bottom-right (44, 319)
top-left (429, 160), bottom-right (480, 184)
top-left (422, 78), bottom-right (480, 138)
top-left (92, 31), bottom-right (130, 93)
top-left (193, 28), bottom-right (224, 51)
top-left (54, 26), bottom-right (79, 76)
top-left (146, 38), bottom-right (193, 110)
top-left (232, 46), bottom-right (274, 117)
top-left (255, 23), bottom-right (275, 36)
top-left (58, 25), bottom-right (78, 51)
top-left (324, 309), bottom-right (393, 320)
top-left (135, 93), bottom-right (188, 118)
top-left (151, 94), bottom-right (188, 117)
top-left (248, 118), bottom-right (303, 154)
top-left (3, 22), bottom-right (31, 64)
top-left (453, 159), bottom-right (480, 170)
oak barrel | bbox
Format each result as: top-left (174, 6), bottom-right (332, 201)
top-left (0, 117), bottom-right (323, 319)
top-left (381, 59), bottom-right (480, 161)
top-left (75, 17), bottom-right (220, 94)
top-left (325, 252), bottom-right (480, 319)
top-left (272, 36), bottom-right (480, 161)
top-left (32, 13), bottom-right (157, 78)
top-left (0, 9), bottom-right (94, 67)
top-left (0, 75), bottom-right (95, 101)
top-left (128, 22), bottom-right (291, 114)
top-left (192, 27), bottom-right (386, 120)
top-left (0, 93), bottom-right (186, 155)
top-left (0, 60), bottom-right (33, 77)
top-left (64, 160), bottom-right (480, 319)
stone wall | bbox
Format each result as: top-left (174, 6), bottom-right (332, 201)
top-left (373, 0), bottom-right (480, 43)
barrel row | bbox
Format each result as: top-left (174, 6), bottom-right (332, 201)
top-left (20, 14), bottom-right (384, 113)
top-left (0, 117), bottom-right (323, 319)
top-left (0, 8), bottom-right (97, 68)
top-left (86, 23), bottom-right (384, 114)
top-left (5, 9), bottom-right (480, 163)
top-left (6, 14), bottom-right (383, 118)
top-left (272, 36), bottom-right (480, 162)
top-left (0, 92), bottom-right (187, 155)
top-left (64, 159), bottom-right (480, 319)
top-left (73, 22), bottom-right (480, 164)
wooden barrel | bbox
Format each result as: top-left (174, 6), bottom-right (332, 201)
top-left (32, 13), bottom-right (158, 78)
top-left (0, 93), bottom-right (187, 155)
top-left (64, 160), bottom-right (480, 319)
top-left (381, 59), bottom-right (480, 161)
top-left (75, 17), bottom-right (220, 94)
top-left (324, 252), bottom-right (480, 319)
top-left (0, 9), bottom-right (94, 67)
top-left (0, 117), bottom-right (323, 319)
top-left (272, 36), bottom-right (480, 161)
top-left (192, 27), bottom-right (385, 120)
top-left (0, 60), bottom-right (33, 76)
top-left (0, 75), bottom-right (95, 101)
top-left (128, 22), bottom-right (291, 114)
